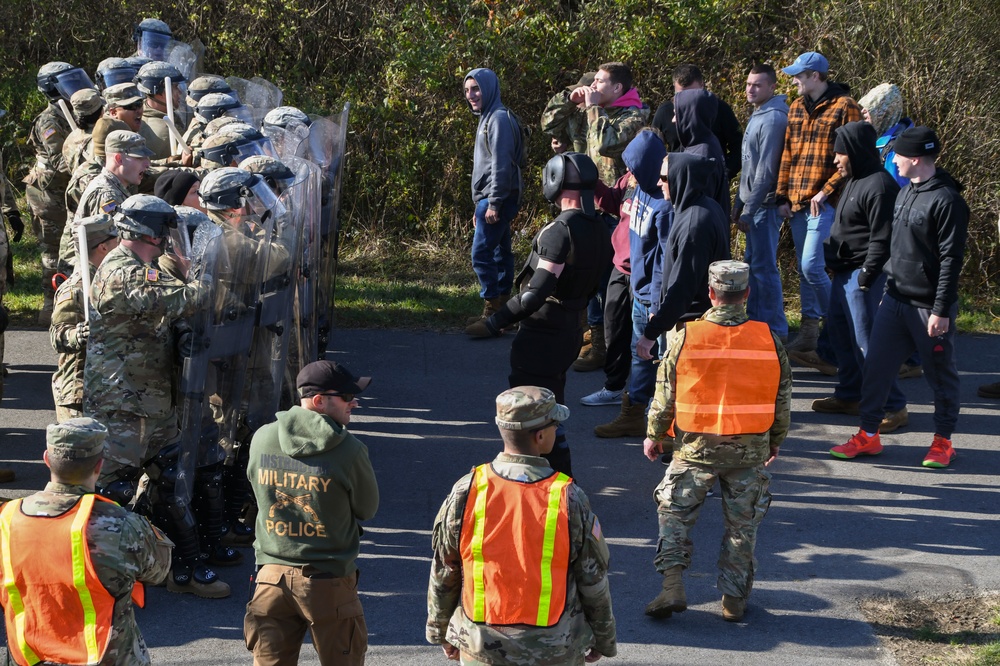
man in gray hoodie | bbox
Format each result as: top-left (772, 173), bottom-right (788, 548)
top-left (733, 63), bottom-right (789, 341)
top-left (463, 68), bottom-right (524, 328)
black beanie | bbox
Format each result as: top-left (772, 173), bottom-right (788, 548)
top-left (893, 126), bottom-right (941, 158)
top-left (153, 170), bottom-right (200, 206)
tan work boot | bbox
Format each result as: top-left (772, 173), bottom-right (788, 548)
top-left (594, 391), bottom-right (646, 438)
top-left (785, 317), bottom-right (820, 353)
top-left (880, 407), bottom-right (909, 433)
top-left (573, 326), bottom-right (606, 372)
top-left (644, 566), bottom-right (687, 618)
top-left (722, 594), bottom-right (747, 622)
top-left (465, 296), bottom-right (505, 326)
top-left (788, 349), bottom-right (837, 376)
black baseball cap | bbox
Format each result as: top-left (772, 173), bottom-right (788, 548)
top-left (297, 360), bottom-right (371, 399)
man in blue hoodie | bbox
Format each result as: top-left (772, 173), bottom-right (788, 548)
top-left (246, 360), bottom-right (379, 665)
top-left (463, 68), bottom-right (524, 329)
top-left (593, 130), bottom-right (673, 438)
top-left (733, 64), bottom-right (789, 342)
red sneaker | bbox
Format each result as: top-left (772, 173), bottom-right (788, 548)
top-left (830, 429), bottom-right (883, 459)
top-left (922, 435), bottom-right (956, 468)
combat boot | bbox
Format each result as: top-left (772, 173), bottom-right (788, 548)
top-left (167, 562), bottom-right (231, 599)
top-left (573, 325), bottom-right (606, 372)
top-left (785, 317), bottom-right (820, 353)
top-left (644, 566), bottom-right (687, 618)
top-left (722, 594), bottom-right (747, 622)
top-left (594, 391), bottom-right (646, 438)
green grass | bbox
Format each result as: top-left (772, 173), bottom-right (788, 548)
top-left (971, 642), bottom-right (1000, 666)
top-left (4, 230), bottom-right (44, 326)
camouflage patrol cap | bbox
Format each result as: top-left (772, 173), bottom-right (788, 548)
top-left (78, 214), bottom-right (119, 248)
top-left (106, 130), bottom-right (155, 158)
top-left (495, 386), bottom-right (569, 431)
top-left (104, 82), bottom-right (144, 108)
top-left (263, 106), bottom-right (311, 129)
top-left (709, 260), bottom-right (750, 292)
top-left (46, 418), bottom-right (108, 461)
top-left (70, 88), bottom-right (104, 116)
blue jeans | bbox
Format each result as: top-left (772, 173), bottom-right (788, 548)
top-left (627, 298), bottom-right (659, 407)
top-left (789, 207), bottom-right (834, 320)
top-left (744, 205), bottom-right (787, 339)
top-left (827, 270), bottom-right (906, 410)
top-left (471, 196), bottom-right (519, 299)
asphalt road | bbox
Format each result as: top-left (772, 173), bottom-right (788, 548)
top-left (2, 326), bottom-right (999, 665)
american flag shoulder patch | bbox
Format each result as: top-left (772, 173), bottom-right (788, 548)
top-left (591, 516), bottom-right (603, 540)
top-left (145, 269), bottom-right (159, 282)
top-left (100, 201), bottom-right (117, 214)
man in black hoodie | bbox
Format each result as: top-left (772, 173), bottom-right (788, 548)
top-left (673, 89), bottom-right (730, 219)
top-left (831, 127), bottom-right (967, 469)
top-left (813, 122), bottom-right (908, 432)
top-left (636, 152), bottom-right (730, 361)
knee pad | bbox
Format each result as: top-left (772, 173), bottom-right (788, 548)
top-left (98, 468), bottom-right (141, 506)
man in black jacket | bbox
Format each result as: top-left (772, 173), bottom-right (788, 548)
top-left (831, 126), bottom-right (968, 468)
top-left (812, 122), bottom-right (908, 432)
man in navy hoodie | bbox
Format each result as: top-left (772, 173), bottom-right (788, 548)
top-left (673, 88), bottom-right (730, 218)
top-left (463, 68), bottom-right (524, 330)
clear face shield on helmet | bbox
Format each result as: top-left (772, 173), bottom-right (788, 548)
top-left (53, 68), bottom-right (97, 101)
top-left (137, 31), bottom-right (172, 61)
top-left (99, 66), bottom-right (138, 90)
top-left (226, 105), bottom-right (255, 125)
top-left (234, 135), bottom-right (279, 161)
top-left (245, 177), bottom-right (287, 227)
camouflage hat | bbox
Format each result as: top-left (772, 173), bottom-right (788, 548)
top-left (186, 75), bottom-right (233, 106)
top-left (709, 260), bottom-right (750, 292)
top-left (568, 71), bottom-right (597, 90)
top-left (136, 61), bottom-right (185, 96)
top-left (203, 116), bottom-right (242, 138)
top-left (103, 82), bottom-right (144, 108)
top-left (78, 213), bottom-right (119, 247)
top-left (46, 418), bottom-right (108, 461)
top-left (239, 155), bottom-right (294, 182)
top-left (70, 88), bottom-right (104, 116)
top-left (263, 106), bottom-right (311, 129)
top-left (106, 130), bottom-right (154, 158)
top-left (495, 386), bottom-right (569, 431)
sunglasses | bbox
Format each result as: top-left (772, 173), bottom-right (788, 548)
top-left (658, 172), bottom-right (669, 182)
top-left (319, 392), bottom-right (356, 402)
top-left (120, 101), bottom-right (143, 111)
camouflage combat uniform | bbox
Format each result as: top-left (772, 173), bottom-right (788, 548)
top-left (62, 127), bottom-right (94, 176)
top-left (139, 106), bottom-right (178, 160)
top-left (24, 103), bottom-right (72, 302)
top-left (3, 482), bottom-right (171, 666)
top-left (647, 303), bottom-right (792, 599)
top-left (540, 92), bottom-right (648, 186)
top-left (427, 452), bottom-right (617, 665)
top-left (49, 265), bottom-right (92, 421)
top-left (83, 243), bottom-right (206, 482)
top-left (61, 169), bottom-right (131, 269)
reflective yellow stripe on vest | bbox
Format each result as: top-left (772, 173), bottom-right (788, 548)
top-left (71, 494), bottom-right (102, 664)
top-left (536, 473), bottom-right (571, 625)
top-left (0, 499), bottom-right (41, 665)
top-left (469, 467), bottom-right (490, 623)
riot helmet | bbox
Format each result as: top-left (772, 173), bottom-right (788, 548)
top-left (238, 155), bottom-right (295, 195)
top-left (95, 58), bottom-right (138, 91)
top-left (115, 194), bottom-right (179, 239)
top-left (196, 93), bottom-right (252, 124)
top-left (133, 18), bottom-right (173, 60)
top-left (135, 61), bottom-right (186, 98)
top-left (187, 75), bottom-right (235, 107)
top-left (37, 62), bottom-right (77, 102)
top-left (262, 106), bottom-right (311, 130)
top-left (199, 167), bottom-right (283, 221)
top-left (542, 152), bottom-right (599, 216)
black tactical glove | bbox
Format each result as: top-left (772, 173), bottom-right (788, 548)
top-left (6, 211), bottom-right (24, 243)
top-left (857, 266), bottom-right (877, 292)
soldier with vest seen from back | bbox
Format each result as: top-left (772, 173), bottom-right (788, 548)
top-left (427, 386), bottom-right (617, 665)
top-left (0, 418), bottom-right (172, 666)
top-left (642, 260), bottom-right (792, 623)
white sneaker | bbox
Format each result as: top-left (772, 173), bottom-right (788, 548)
top-left (580, 387), bottom-right (624, 406)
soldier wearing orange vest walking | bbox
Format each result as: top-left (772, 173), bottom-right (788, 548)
top-left (0, 418), bottom-right (172, 666)
top-left (426, 386), bottom-right (617, 665)
top-left (642, 261), bottom-right (792, 623)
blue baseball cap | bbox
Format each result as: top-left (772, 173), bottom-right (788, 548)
top-left (783, 51), bottom-right (830, 76)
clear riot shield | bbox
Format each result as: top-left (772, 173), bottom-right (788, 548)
top-left (261, 122), bottom-right (310, 162)
top-left (169, 219), bottom-right (228, 508)
top-left (225, 76), bottom-right (283, 128)
top-left (165, 41), bottom-right (198, 129)
top-left (242, 160), bottom-right (310, 426)
top-left (53, 68), bottom-right (97, 100)
top-left (305, 103), bottom-right (349, 353)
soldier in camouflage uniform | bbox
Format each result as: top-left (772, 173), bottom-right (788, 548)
top-left (540, 72), bottom-right (595, 155)
top-left (134, 61), bottom-right (188, 162)
top-left (0, 418), bottom-right (172, 665)
top-left (84, 194), bottom-right (229, 598)
top-left (49, 215), bottom-right (118, 422)
top-left (427, 386), bottom-right (617, 665)
top-left (643, 261), bottom-right (791, 623)
top-left (539, 62), bottom-right (648, 187)
top-left (25, 62), bottom-right (76, 325)
top-left (62, 88), bottom-right (105, 176)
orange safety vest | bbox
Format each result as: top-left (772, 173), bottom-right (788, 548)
top-left (0, 493), bottom-right (134, 666)
top-left (674, 319), bottom-right (781, 435)
top-left (459, 464), bottom-right (571, 627)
